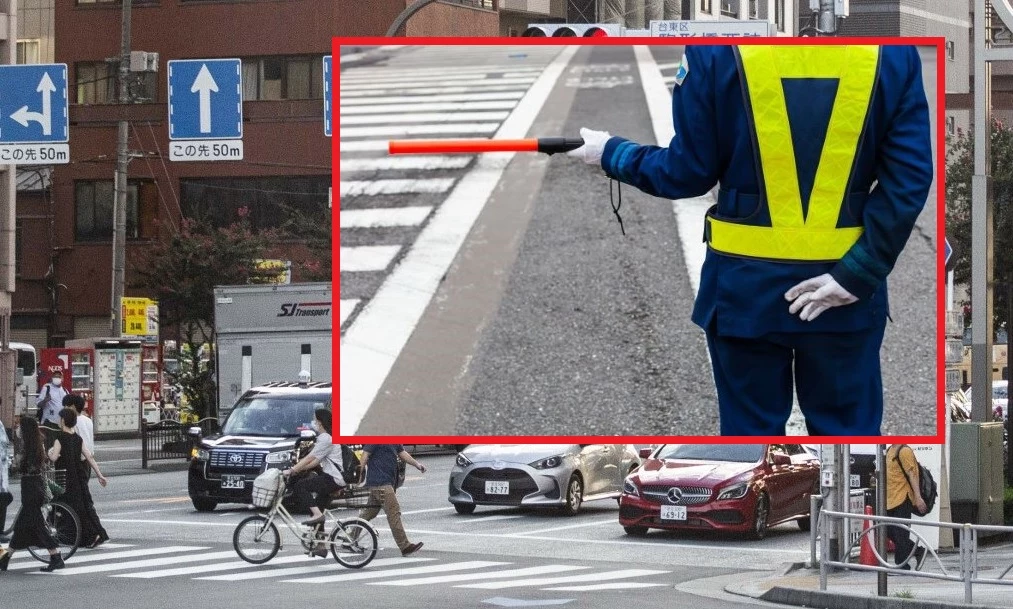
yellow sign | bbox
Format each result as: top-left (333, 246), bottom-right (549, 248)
top-left (122, 297), bottom-right (158, 336)
top-left (254, 259), bottom-right (291, 285)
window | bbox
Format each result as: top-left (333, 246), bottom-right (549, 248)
top-left (76, 62), bottom-right (117, 104)
top-left (75, 181), bottom-right (156, 242)
top-left (17, 40), bottom-right (40, 64)
top-left (700, 0), bottom-right (712, 14)
top-left (241, 56), bottom-right (324, 101)
top-left (180, 176), bottom-right (330, 230)
top-left (749, 0), bottom-right (757, 18)
top-left (946, 116), bottom-right (956, 136)
top-left (720, 1), bottom-right (735, 17)
top-left (946, 40), bottom-right (955, 61)
top-left (775, 0), bottom-right (785, 32)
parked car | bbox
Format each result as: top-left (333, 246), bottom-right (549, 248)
top-left (187, 381), bottom-right (331, 511)
top-left (619, 444), bottom-right (820, 539)
top-left (449, 444), bottom-right (641, 516)
top-left (954, 381), bottom-right (1007, 422)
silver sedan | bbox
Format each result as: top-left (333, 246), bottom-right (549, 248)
top-left (448, 444), bottom-right (642, 516)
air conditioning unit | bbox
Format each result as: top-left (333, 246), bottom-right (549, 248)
top-left (130, 51), bottom-right (159, 73)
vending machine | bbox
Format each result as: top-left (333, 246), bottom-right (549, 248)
top-left (140, 342), bottom-right (162, 423)
top-left (66, 337), bottom-right (143, 434)
top-left (40, 348), bottom-right (95, 415)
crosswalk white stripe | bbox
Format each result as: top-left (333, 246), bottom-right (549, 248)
top-left (340, 207), bottom-right (433, 228)
top-left (113, 553), bottom-right (320, 578)
top-left (369, 564), bottom-right (588, 587)
top-left (340, 179), bottom-right (455, 197)
top-left (339, 140), bottom-right (396, 152)
top-left (340, 72), bottom-right (541, 84)
top-left (656, 62), bottom-right (681, 70)
top-left (340, 78), bottom-right (537, 92)
top-left (8, 546), bottom-right (205, 570)
top-left (283, 560), bottom-right (511, 584)
top-left (340, 92), bottom-right (526, 106)
top-left (341, 101), bottom-right (517, 115)
top-left (339, 300), bottom-right (359, 326)
top-left (340, 111), bottom-right (510, 125)
top-left (47, 550), bottom-right (239, 575)
top-left (545, 582), bottom-right (670, 591)
top-left (342, 66), bottom-right (546, 78)
top-left (339, 246), bottom-right (401, 272)
top-left (455, 515), bottom-right (525, 524)
top-left (340, 84), bottom-right (535, 97)
top-left (456, 568), bottom-right (671, 589)
top-left (194, 557), bottom-right (433, 581)
top-left (340, 123), bottom-right (499, 138)
top-left (340, 156), bottom-right (472, 172)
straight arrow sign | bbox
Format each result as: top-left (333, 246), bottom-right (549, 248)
top-left (191, 64), bottom-right (219, 134)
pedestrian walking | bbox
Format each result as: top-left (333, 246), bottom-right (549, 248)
top-left (0, 418), bottom-right (12, 543)
top-left (36, 370), bottom-right (68, 427)
top-left (568, 44), bottom-right (933, 435)
top-left (0, 417), bottom-right (64, 572)
top-left (282, 409), bottom-right (345, 558)
top-left (47, 408), bottom-right (109, 549)
top-left (67, 394), bottom-right (94, 480)
top-left (357, 444), bottom-right (425, 556)
top-left (885, 444), bottom-right (927, 570)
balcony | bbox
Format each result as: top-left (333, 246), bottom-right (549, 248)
top-left (500, 0), bottom-right (551, 15)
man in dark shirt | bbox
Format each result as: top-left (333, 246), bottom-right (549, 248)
top-left (359, 444), bottom-right (426, 556)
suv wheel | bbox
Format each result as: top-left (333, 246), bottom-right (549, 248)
top-left (624, 525), bottom-right (648, 536)
top-left (192, 497), bottom-right (218, 512)
top-left (454, 503), bottom-right (476, 515)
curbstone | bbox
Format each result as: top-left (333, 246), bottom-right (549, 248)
top-left (761, 586), bottom-right (998, 609)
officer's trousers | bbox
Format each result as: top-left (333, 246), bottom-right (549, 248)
top-left (705, 317), bottom-right (887, 436)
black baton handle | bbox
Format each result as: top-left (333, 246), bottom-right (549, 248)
top-left (537, 138), bottom-right (585, 155)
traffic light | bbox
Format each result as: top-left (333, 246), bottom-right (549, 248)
top-left (521, 23), bottom-right (622, 37)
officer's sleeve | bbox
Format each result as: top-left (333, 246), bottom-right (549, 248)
top-left (600, 46), bottom-right (720, 199)
top-left (830, 47), bottom-right (933, 300)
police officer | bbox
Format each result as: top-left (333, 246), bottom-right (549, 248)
top-left (568, 45), bottom-right (933, 436)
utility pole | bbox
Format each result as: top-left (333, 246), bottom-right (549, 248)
top-left (0, 0), bottom-right (18, 430)
top-left (111, 0), bottom-right (131, 337)
top-left (817, 0), bottom-right (837, 34)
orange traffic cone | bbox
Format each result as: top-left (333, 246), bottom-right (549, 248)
top-left (859, 505), bottom-right (878, 566)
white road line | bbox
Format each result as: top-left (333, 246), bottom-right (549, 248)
top-left (339, 140), bottom-right (399, 152)
top-left (195, 557), bottom-right (433, 581)
top-left (102, 518), bottom-right (239, 527)
top-left (340, 77), bottom-right (537, 91)
top-left (283, 560), bottom-right (511, 584)
top-left (662, 76), bottom-right (676, 84)
top-left (340, 156), bottom-right (472, 172)
top-left (340, 92), bottom-right (526, 106)
top-left (513, 518), bottom-right (617, 536)
top-left (341, 111), bottom-right (510, 125)
top-left (340, 300), bottom-right (359, 326)
top-left (339, 246), bottom-right (401, 273)
top-left (340, 178), bottom-right (455, 197)
top-left (8, 546), bottom-right (207, 571)
top-left (340, 207), bottom-right (433, 228)
top-left (545, 582), bottom-right (670, 591)
top-left (114, 554), bottom-right (320, 579)
top-left (342, 66), bottom-right (546, 78)
top-left (341, 84), bottom-right (536, 97)
top-left (48, 550), bottom-right (238, 576)
top-left (338, 45), bottom-right (580, 435)
top-left (341, 101), bottom-right (517, 115)
top-left (457, 568), bottom-right (671, 589)
top-left (656, 62), bottom-right (681, 70)
top-left (340, 72), bottom-right (540, 84)
top-left (340, 123), bottom-right (500, 138)
top-left (454, 515), bottom-right (525, 524)
top-left (369, 564), bottom-right (588, 586)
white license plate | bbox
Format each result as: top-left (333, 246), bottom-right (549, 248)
top-left (222, 475), bottom-right (246, 490)
top-left (485, 481), bottom-right (510, 495)
top-left (851, 474), bottom-right (861, 488)
top-left (660, 505), bottom-right (687, 521)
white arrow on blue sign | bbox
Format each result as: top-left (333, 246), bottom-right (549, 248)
top-left (323, 55), bottom-right (332, 137)
top-left (167, 58), bottom-right (243, 140)
top-left (0, 64), bottom-right (69, 144)
top-left (944, 238), bottom-right (952, 267)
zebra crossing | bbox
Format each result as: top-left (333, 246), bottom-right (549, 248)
top-left (7, 542), bottom-right (671, 591)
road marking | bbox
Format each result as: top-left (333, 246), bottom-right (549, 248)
top-left (455, 515), bottom-right (526, 524)
top-left (340, 77), bottom-right (537, 91)
top-left (656, 62), bottom-right (681, 70)
top-left (341, 72), bottom-right (540, 85)
top-left (341, 111), bottom-right (510, 126)
top-left (370, 564), bottom-right (588, 586)
top-left (340, 156), bottom-right (473, 172)
top-left (341, 101), bottom-right (518, 115)
top-left (284, 560), bottom-right (511, 584)
top-left (102, 518), bottom-right (239, 527)
top-left (342, 66), bottom-right (546, 78)
top-left (341, 92), bottom-right (526, 106)
top-left (513, 518), bottom-right (617, 536)
top-left (339, 45), bottom-right (579, 435)
top-left (47, 550), bottom-right (238, 575)
top-left (115, 553), bottom-right (320, 578)
top-left (115, 496), bottom-right (190, 504)
top-left (340, 178), bottom-right (455, 197)
top-left (340, 300), bottom-right (359, 326)
top-left (457, 569), bottom-right (671, 589)
top-left (7, 546), bottom-right (207, 571)
top-left (340, 207), bottom-right (433, 228)
top-left (340, 246), bottom-right (401, 272)
top-left (339, 140), bottom-right (399, 152)
top-left (196, 557), bottom-right (434, 581)
top-left (544, 582), bottom-right (670, 591)
top-left (341, 84), bottom-right (537, 98)
top-left (340, 123), bottom-right (500, 138)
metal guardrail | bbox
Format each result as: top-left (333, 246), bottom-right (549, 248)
top-left (819, 508), bottom-right (1013, 604)
top-left (140, 417), bottom-right (218, 468)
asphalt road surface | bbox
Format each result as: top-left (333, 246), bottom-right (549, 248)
top-left (338, 44), bottom-right (939, 437)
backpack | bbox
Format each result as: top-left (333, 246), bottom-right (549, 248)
top-left (395, 456), bottom-right (407, 490)
top-left (340, 445), bottom-right (362, 485)
top-left (893, 445), bottom-right (938, 516)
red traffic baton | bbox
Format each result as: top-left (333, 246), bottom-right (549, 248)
top-left (388, 137), bottom-right (584, 156)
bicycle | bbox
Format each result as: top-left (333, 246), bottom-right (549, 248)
top-left (2, 469), bottom-right (81, 562)
top-left (232, 476), bottom-right (378, 569)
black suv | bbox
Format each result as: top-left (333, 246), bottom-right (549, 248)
top-left (187, 381), bottom-right (331, 512)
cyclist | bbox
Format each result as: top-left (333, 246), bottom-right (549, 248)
top-left (282, 408), bottom-right (344, 558)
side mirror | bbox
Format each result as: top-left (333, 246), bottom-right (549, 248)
top-left (639, 448), bottom-right (653, 459)
top-left (187, 426), bottom-right (202, 438)
top-left (772, 453), bottom-right (791, 467)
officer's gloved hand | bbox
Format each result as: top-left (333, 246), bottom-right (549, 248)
top-left (785, 273), bottom-right (858, 322)
top-left (566, 127), bottom-right (611, 165)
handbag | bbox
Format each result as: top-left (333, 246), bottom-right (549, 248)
top-left (41, 466), bottom-right (64, 503)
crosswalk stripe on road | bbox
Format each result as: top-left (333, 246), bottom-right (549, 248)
top-left (341, 101), bottom-right (518, 115)
top-left (339, 207), bottom-right (433, 228)
top-left (283, 560), bottom-right (511, 584)
top-left (8, 546), bottom-right (203, 571)
top-left (340, 157), bottom-right (473, 172)
top-left (45, 550), bottom-right (238, 576)
top-left (339, 300), bottom-right (359, 326)
top-left (340, 77), bottom-right (537, 92)
top-left (457, 568), bottom-right (672, 590)
top-left (341, 84), bottom-right (539, 97)
top-left (340, 92), bottom-right (526, 105)
top-left (341, 111), bottom-right (511, 125)
top-left (114, 553), bottom-right (320, 579)
top-left (339, 246), bottom-right (401, 273)
top-left (369, 564), bottom-right (588, 587)
top-left (194, 557), bottom-right (433, 582)
top-left (339, 178), bottom-right (455, 197)
top-left (340, 123), bottom-right (501, 138)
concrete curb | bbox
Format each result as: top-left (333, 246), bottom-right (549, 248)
top-left (759, 586), bottom-right (998, 609)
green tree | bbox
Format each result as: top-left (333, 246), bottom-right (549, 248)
top-left (277, 202), bottom-right (331, 282)
top-left (945, 119), bottom-right (1013, 335)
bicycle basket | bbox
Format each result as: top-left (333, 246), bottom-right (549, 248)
top-left (252, 469), bottom-right (284, 508)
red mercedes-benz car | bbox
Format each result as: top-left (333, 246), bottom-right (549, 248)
top-left (619, 444), bottom-right (820, 539)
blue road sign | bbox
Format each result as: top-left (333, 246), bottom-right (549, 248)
top-left (0, 64), bottom-right (69, 144)
top-left (323, 55), bottom-right (332, 137)
top-left (167, 58), bottom-right (242, 140)
top-left (945, 238), bottom-right (952, 267)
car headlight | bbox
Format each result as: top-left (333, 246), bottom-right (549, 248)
top-left (716, 481), bottom-right (749, 501)
top-left (266, 450), bottom-right (293, 464)
top-left (192, 448), bottom-right (209, 461)
top-left (529, 455), bottom-right (563, 470)
top-left (623, 479), bottom-right (640, 497)
top-left (456, 453), bottom-right (473, 467)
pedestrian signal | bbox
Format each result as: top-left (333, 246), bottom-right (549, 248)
top-left (522, 24), bottom-right (620, 37)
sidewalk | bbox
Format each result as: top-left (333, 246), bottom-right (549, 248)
top-left (723, 540), bottom-right (1013, 609)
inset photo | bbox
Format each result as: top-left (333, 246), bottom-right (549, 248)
top-left (337, 39), bottom-right (942, 438)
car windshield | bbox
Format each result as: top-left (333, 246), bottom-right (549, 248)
top-left (220, 396), bottom-right (327, 436)
top-left (655, 444), bottom-right (765, 463)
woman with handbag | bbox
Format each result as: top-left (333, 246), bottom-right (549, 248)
top-left (47, 408), bottom-right (108, 549)
top-left (0, 417), bottom-right (64, 572)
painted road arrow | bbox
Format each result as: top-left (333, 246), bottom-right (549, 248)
top-left (10, 72), bottom-right (56, 135)
top-left (482, 599), bottom-right (574, 607)
top-left (191, 64), bottom-right (219, 134)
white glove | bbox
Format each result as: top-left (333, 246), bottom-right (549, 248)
top-left (566, 127), bottom-right (611, 165)
top-left (784, 273), bottom-right (858, 322)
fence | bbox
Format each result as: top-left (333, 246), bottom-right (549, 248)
top-left (819, 508), bottom-right (1013, 604)
top-left (140, 417), bottom-right (218, 469)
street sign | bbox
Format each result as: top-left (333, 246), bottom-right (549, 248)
top-left (649, 20), bottom-right (772, 37)
top-left (323, 55), bottom-right (332, 137)
top-left (167, 58), bottom-right (243, 161)
top-left (0, 63), bottom-right (70, 164)
top-left (944, 237), bottom-right (954, 270)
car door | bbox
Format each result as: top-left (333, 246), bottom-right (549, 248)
top-left (578, 445), bottom-right (610, 496)
top-left (764, 444), bottom-right (793, 522)
top-left (784, 444), bottom-right (817, 516)
top-left (603, 444), bottom-right (626, 493)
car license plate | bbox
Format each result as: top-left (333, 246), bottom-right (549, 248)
top-left (661, 505), bottom-right (687, 521)
top-left (485, 481), bottom-right (510, 495)
top-left (222, 475), bottom-right (246, 490)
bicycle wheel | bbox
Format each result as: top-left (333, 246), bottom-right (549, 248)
top-left (233, 515), bottom-right (280, 564)
top-left (330, 518), bottom-right (377, 569)
top-left (28, 502), bottom-right (80, 562)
